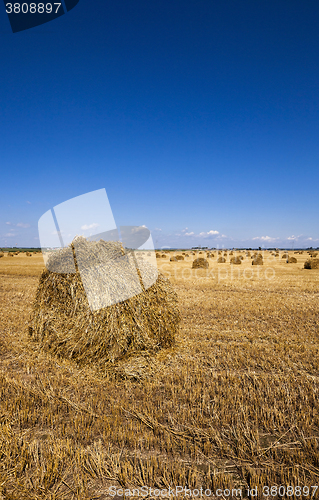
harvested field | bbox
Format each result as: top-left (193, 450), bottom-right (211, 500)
top-left (0, 250), bottom-right (318, 497)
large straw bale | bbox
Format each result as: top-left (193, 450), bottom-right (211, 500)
top-left (0, 253), bottom-right (4, 258)
top-left (175, 255), bottom-right (184, 261)
top-left (29, 237), bottom-right (180, 376)
top-left (192, 257), bottom-right (209, 269)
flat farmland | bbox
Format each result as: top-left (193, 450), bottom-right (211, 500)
top-left (0, 250), bottom-right (318, 499)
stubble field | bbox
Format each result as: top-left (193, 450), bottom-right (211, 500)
top-left (0, 250), bottom-right (318, 499)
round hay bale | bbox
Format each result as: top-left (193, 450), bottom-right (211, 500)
top-left (192, 257), bottom-right (209, 269)
top-left (0, 253), bottom-right (4, 258)
top-left (161, 254), bottom-right (167, 258)
top-left (282, 253), bottom-right (288, 259)
top-left (287, 256), bottom-right (297, 263)
top-left (217, 257), bottom-right (226, 263)
top-left (230, 257), bottom-right (242, 265)
top-left (170, 256), bottom-right (178, 262)
top-left (29, 238), bottom-right (180, 374)
top-left (185, 253), bottom-right (189, 257)
top-left (7, 252), bottom-right (14, 257)
top-left (26, 252), bottom-right (32, 257)
top-left (156, 253), bottom-right (161, 258)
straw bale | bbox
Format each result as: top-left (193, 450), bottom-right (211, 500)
top-left (175, 255), bottom-right (184, 261)
top-left (161, 254), bottom-right (167, 258)
top-left (252, 255), bottom-right (263, 265)
top-left (304, 259), bottom-right (319, 269)
top-left (29, 237), bottom-right (180, 375)
top-left (192, 257), bottom-right (209, 269)
top-left (7, 253), bottom-right (14, 257)
top-left (217, 257), bottom-right (226, 263)
top-left (156, 253), bottom-right (161, 258)
top-left (282, 253), bottom-right (288, 259)
top-left (230, 257), bottom-right (241, 265)
top-left (170, 256), bottom-right (178, 262)
top-left (287, 256), bottom-right (297, 263)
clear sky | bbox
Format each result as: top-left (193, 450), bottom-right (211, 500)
top-left (0, 0), bottom-right (318, 249)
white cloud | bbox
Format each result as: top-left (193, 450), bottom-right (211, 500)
top-left (4, 233), bottom-right (16, 237)
top-left (252, 236), bottom-right (278, 242)
top-left (26, 201), bottom-right (31, 204)
top-left (5, 222), bottom-right (11, 225)
top-left (199, 230), bottom-right (219, 238)
top-left (81, 223), bottom-right (99, 231)
top-left (16, 223), bottom-right (30, 228)
top-left (185, 232), bottom-right (194, 236)
top-left (182, 228), bottom-right (189, 233)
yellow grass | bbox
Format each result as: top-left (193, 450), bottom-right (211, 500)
top-left (0, 250), bottom-right (318, 498)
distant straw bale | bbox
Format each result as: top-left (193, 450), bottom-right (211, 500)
top-left (230, 257), bottom-right (242, 265)
top-left (156, 253), bottom-right (161, 258)
top-left (7, 253), bottom-right (14, 257)
top-left (192, 257), bottom-right (209, 269)
top-left (252, 255), bottom-right (263, 265)
top-left (217, 257), bottom-right (226, 263)
top-left (304, 259), bottom-right (319, 269)
top-left (170, 256), bottom-right (178, 262)
top-left (161, 254), bottom-right (167, 258)
top-left (282, 253), bottom-right (288, 259)
top-left (175, 255), bottom-right (184, 261)
top-left (287, 256), bottom-right (297, 263)
top-left (29, 237), bottom-right (180, 377)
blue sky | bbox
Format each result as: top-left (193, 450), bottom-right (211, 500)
top-left (0, 0), bottom-right (318, 249)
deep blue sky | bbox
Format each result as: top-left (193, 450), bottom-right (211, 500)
top-left (0, 0), bottom-right (318, 249)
